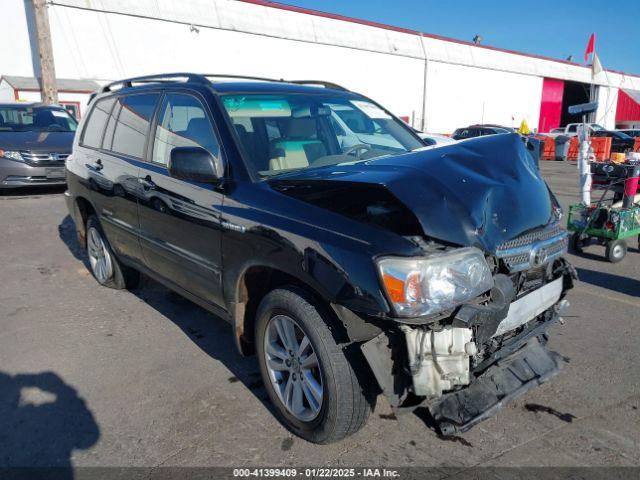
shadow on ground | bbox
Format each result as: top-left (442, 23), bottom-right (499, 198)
top-left (58, 215), bottom-right (88, 265)
top-left (0, 370), bottom-right (99, 477)
top-left (57, 215), bottom-right (272, 415)
top-left (132, 278), bottom-right (269, 405)
top-left (575, 266), bottom-right (640, 297)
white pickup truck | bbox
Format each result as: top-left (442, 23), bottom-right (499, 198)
top-left (547, 123), bottom-right (604, 137)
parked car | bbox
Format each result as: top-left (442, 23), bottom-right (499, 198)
top-left (546, 123), bottom-right (604, 138)
top-left (617, 129), bottom-right (640, 138)
top-left (415, 131), bottom-right (457, 147)
top-left (65, 74), bottom-right (575, 443)
top-left (590, 129), bottom-right (636, 153)
top-left (547, 127), bottom-right (565, 136)
top-left (329, 103), bottom-right (402, 149)
top-left (451, 124), bottom-right (515, 140)
top-left (0, 102), bottom-right (77, 188)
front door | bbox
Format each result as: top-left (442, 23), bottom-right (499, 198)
top-left (137, 91), bottom-right (225, 307)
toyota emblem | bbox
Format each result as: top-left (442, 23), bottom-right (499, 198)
top-left (529, 244), bottom-right (549, 267)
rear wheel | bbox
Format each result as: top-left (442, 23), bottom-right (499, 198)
top-left (255, 288), bottom-right (371, 444)
top-left (86, 215), bottom-right (140, 289)
top-left (605, 239), bottom-right (626, 263)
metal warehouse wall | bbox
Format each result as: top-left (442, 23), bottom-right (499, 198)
top-left (3, 0), bottom-right (639, 132)
top-left (424, 63), bottom-right (544, 133)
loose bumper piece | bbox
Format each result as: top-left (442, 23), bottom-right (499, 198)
top-left (429, 338), bottom-right (562, 436)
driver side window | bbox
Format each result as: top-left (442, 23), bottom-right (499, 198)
top-left (152, 93), bottom-right (220, 166)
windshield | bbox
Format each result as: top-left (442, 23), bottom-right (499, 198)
top-left (221, 93), bottom-right (424, 176)
top-left (0, 105), bottom-right (78, 133)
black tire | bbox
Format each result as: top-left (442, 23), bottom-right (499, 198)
top-left (570, 232), bottom-right (584, 254)
top-left (605, 239), bottom-right (626, 263)
top-left (85, 215), bottom-right (140, 289)
top-left (255, 288), bottom-right (371, 444)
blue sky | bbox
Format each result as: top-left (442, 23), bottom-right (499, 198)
top-left (282, 0), bottom-right (640, 75)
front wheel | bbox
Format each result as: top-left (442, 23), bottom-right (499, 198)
top-left (255, 288), bottom-right (372, 444)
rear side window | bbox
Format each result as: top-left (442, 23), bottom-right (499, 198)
top-left (152, 93), bottom-right (220, 166)
top-left (81, 97), bottom-right (115, 148)
top-left (111, 94), bottom-right (159, 159)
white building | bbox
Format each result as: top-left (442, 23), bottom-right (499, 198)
top-left (3, 0), bottom-right (640, 132)
top-left (0, 75), bottom-right (100, 118)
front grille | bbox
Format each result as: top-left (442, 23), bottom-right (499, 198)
top-left (19, 151), bottom-right (69, 166)
top-left (497, 223), bottom-right (565, 250)
top-left (495, 223), bottom-right (568, 272)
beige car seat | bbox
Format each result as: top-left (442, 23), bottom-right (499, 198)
top-left (269, 118), bottom-right (326, 170)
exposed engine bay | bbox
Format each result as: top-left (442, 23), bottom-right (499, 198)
top-left (361, 253), bottom-right (575, 436)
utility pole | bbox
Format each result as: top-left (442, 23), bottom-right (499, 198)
top-left (32, 0), bottom-right (58, 104)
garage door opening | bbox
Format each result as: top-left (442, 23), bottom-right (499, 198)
top-left (560, 80), bottom-right (596, 125)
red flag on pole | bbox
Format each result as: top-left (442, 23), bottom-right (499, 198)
top-left (584, 33), bottom-right (595, 63)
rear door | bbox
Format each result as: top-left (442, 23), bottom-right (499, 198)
top-left (136, 90), bottom-right (225, 307)
top-left (88, 93), bottom-right (160, 263)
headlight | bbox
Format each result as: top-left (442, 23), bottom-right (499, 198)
top-left (0, 150), bottom-right (24, 162)
top-left (377, 247), bottom-right (494, 317)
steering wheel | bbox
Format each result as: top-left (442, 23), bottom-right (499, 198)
top-left (343, 143), bottom-right (373, 158)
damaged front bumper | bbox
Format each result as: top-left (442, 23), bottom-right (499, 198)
top-left (430, 336), bottom-right (561, 435)
top-left (361, 260), bottom-right (575, 435)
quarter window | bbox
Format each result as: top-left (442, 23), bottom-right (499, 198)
top-left (102, 100), bottom-right (121, 151)
top-left (152, 93), bottom-right (220, 166)
top-left (111, 94), bottom-right (159, 159)
top-left (81, 97), bottom-right (115, 148)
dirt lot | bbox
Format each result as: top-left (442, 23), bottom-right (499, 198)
top-left (0, 161), bottom-right (638, 470)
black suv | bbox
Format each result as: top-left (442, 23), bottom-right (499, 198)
top-left (66, 74), bottom-right (575, 443)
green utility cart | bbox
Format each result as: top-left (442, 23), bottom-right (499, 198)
top-left (567, 203), bottom-right (640, 262)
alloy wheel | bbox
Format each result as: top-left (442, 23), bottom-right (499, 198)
top-left (264, 314), bottom-right (323, 422)
top-left (87, 226), bottom-right (113, 284)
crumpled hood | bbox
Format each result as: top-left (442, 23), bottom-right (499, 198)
top-left (0, 131), bottom-right (74, 153)
top-left (269, 134), bottom-right (553, 252)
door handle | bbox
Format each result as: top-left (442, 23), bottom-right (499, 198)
top-left (138, 175), bottom-right (156, 189)
top-left (85, 158), bottom-right (103, 171)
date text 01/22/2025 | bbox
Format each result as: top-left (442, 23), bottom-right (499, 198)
top-left (233, 468), bottom-right (400, 477)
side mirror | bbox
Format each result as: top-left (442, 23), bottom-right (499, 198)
top-left (168, 146), bottom-right (221, 183)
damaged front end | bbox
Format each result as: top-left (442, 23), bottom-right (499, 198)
top-left (355, 135), bottom-right (576, 435)
top-left (362, 244), bottom-right (576, 436)
top-left (273, 134), bottom-right (577, 435)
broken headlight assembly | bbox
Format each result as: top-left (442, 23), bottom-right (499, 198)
top-left (377, 247), bottom-right (494, 317)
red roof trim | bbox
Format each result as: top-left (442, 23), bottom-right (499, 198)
top-left (238, 0), bottom-right (640, 79)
